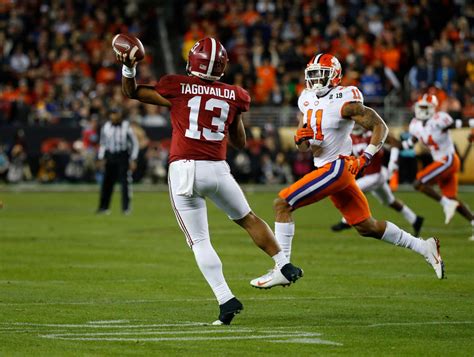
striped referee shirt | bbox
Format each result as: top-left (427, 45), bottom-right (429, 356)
top-left (98, 120), bottom-right (139, 161)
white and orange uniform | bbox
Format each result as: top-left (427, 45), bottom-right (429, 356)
top-left (279, 85), bottom-right (373, 225)
top-left (409, 111), bottom-right (460, 198)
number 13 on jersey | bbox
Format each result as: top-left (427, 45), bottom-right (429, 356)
top-left (306, 109), bottom-right (324, 141)
top-left (185, 95), bottom-right (229, 141)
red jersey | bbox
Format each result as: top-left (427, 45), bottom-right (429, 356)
top-left (156, 74), bottom-right (250, 163)
top-left (351, 132), bottom-right (384, 175)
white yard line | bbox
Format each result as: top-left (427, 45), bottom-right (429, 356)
top-left (87, 320), bottom-right (130, 324)
top-left (368, 321), bottom-right (474, 327)
top-left (0, 295), bottom-right (390, 306)
top-left (0, 322), bottom-right (208, 329)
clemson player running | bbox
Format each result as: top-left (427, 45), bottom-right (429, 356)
top-left (117, 37), bottom-right (303, 324)
top-left (402, 94), bottom-right (474, 239)
top-left (331, 126), bottom-right (424, 236)
top-left (251, 53), bottom-right (444, 288)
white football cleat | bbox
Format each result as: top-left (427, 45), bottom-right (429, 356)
top-left (424, 237), bottom-right (444, 279)
top-left (443, 199), bottom-right (459, 224)
top-left (250, 263), bottom-right (303, 289)
top-left (250, 268), bottom-right (290, 289)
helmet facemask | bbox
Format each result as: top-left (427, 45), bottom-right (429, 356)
top-left (414, 103), bottom-right (435, 121)
top-left (305, 65), bottom-right (335, 96)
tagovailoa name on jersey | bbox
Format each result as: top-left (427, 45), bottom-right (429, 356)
top-left (180, 83), bottom-right (236, 100)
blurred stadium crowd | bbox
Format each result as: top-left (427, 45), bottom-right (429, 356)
top-left (0, 0), bottom-right (473, 184)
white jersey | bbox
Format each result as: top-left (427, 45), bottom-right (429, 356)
top-left (297, 85), bottom-right (363, 167)
top-left (408, 111), bottom-right (455, 161)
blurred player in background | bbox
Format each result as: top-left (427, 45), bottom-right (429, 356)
top-left (115, 36), bottom-right (303, 325)
top-left (331, 125), bottom-right (424, 236)
top-left (401, 94), bottom-right (474, 240)
top-left (251, 53), bottom-right (444, 289)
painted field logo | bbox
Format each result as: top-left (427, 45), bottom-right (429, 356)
top-left (2, 320), bottom-right (343, 345)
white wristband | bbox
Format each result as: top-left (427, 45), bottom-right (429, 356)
top-left (122, 65), bottom-right (136, 78)
top-left (390, 147), bottom-right (399, 162)
top-left (364, 144), bottom-right (379, 157)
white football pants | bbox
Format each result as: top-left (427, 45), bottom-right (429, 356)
top-left (168, 160), bottom-right (251, 247)
top-left (357, 167), bottom-right (395, 206)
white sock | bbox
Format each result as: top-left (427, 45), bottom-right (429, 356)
top-left (192, 239), bottom-right (234, 305)
top-left (381, 221), bottom-right (426, 255)
top-left (275, 222), bottom-right (295, 260)
top-left (401, 205), bottom-right (417, 225)
top-left (272, 251), bottom-right (289, 269)
top-left (341, 217), bottom-right (348, 224)
top-left (440, 196), bottom-right (452, 207)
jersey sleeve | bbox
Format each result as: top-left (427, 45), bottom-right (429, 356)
top-left (155, 74), bottom-right (179, 99)
top-left (297, 90), bottom-right (310, 113)
top-left (336, 86), bottom-right (364, 118)
top-left (434, 112), bottom-right (454, 130)
top-left (408, 119), bottom-right (417, 136)
top-left (340, 86), bottom-right (364, 105)
top-left (235, 86), bottom-right (251, 113)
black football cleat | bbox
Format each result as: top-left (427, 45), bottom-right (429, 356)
top-left (280, 263), bottom-right (304, 283)
top-left (412, 216), bottom-right (424, 236)
top-left (331, 221), bottom-right (351, 232)
top-left (212, 297), bottom-right (243, 325)
top-left (250, 263), bottom-right (303, 289)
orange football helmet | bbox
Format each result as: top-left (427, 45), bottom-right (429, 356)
top-left (414, 94), bottom-right (438, 121)
top-left (305, 53), bottom-right (342, 96)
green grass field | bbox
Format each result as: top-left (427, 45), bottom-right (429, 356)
top-left (0, 189), bottom-right (473, 356)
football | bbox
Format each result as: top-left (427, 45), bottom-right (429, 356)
top-left (112, 33), bottom-right (145, 63)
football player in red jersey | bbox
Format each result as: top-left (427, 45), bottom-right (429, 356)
top-left (331, 125), bottom-right (424, 236)
top-left (116, 37), bottom-right (303, 325)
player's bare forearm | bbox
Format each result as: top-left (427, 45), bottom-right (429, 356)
top-left (122, 76), bottom-right (137, 98)
top-left (121, 77), bottom-right (171, 107)
top-left (229, 115), bottom-right (246, 149)
top-left (343, 102), bottom-right (388, 150)
top-left (385, 133), bottom-right (402, 149)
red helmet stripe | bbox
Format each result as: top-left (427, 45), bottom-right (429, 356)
top-left (206, 38), bottom-right (217, 77)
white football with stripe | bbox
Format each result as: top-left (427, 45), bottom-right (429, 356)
top-left (112, 33), bottom-right (145, 63)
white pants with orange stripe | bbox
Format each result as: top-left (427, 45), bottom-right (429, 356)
top-left (168, 160), bottom-right (251, 248)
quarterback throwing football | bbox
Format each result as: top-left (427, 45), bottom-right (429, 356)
top-left (116, 37), bottom-right (302, 325)
top-left (251, 53), bottom-right (444, 288)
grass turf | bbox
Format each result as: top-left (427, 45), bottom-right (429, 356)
top-left (0, 190), bottom-right (473, 356)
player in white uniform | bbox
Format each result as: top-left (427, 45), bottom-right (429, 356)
top-left (401, 94), bottom-right (474, 239)
top-left (250, 53), bottom-right (444, 288)
top-left (331, 126), bottom-right (424, 236)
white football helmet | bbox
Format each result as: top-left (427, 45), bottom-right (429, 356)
top-left (305, 53), bottom-right (342, 96)
top-left (414, 94), bottom-right (438, 121)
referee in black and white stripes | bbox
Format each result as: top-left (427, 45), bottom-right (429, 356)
top-left (97, 108), bottom-right (139, 214)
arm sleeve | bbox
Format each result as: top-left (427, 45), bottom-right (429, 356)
top-left (97, 126), bottom-right (106, 160)
top-left (127, 126), bottom-right (139, 161)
